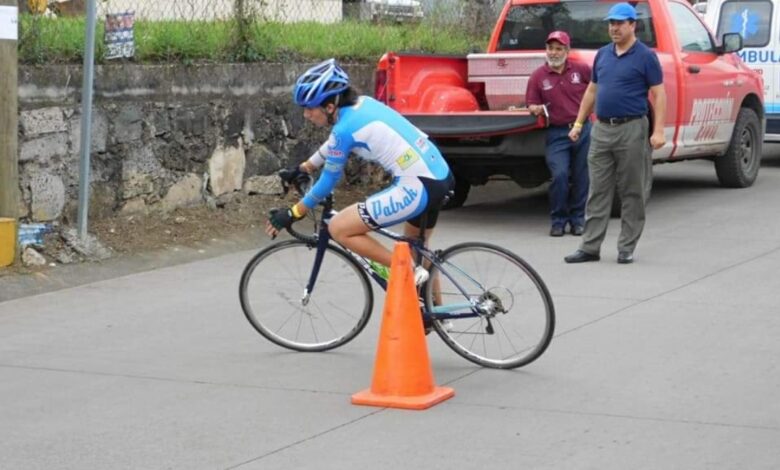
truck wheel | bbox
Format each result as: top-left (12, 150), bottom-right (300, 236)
top-left (610, 162), bottom-right (653, 218)
top-left (716, 107), bottom-right (762, 188)
top-left (442, 174), bottom-right (471, 210)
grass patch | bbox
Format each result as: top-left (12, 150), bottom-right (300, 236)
top-left (19, 15), bottom-right (486, 64)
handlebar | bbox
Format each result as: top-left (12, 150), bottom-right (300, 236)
top-left (278, 167), bottom-right (313, 196)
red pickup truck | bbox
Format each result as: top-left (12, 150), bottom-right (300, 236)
top-left (374, 0), bottom-right (765, 208)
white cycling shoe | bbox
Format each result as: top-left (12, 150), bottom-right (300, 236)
top-left (423, 317), bottom-right (454, 335)
top-left (414, 265), bottom-right (429, 286)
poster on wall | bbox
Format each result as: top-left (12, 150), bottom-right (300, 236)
top-left (0, 6), bottom-right (18, 41)
top-left (105, 11), bottom-right (135, 59)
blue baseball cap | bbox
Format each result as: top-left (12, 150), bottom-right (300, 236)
top-left (604, 2), bottom-right (637, 21)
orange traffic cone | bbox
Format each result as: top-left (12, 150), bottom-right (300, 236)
top-left (351, 242), bottom-right (455, 410)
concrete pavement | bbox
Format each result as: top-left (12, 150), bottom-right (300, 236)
top-left (1, 158), bottom-right (779, 469)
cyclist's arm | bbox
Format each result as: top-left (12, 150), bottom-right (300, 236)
top-left (299, 142), bottom-right (328, 174)
top-left (286, 147), bottom-right (325, 218)
top-left (293, 132), bottom-right (351, 216)
top-left (300, 154), bottom-right (347, 209)
top-left (300, 160), bottom-right (317, 174)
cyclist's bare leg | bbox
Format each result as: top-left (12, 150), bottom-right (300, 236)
top-left (403, 222), bottom-right (442, 305)
top-left (329, 204), bottom-right (393, 267)
top-left (329, 205), bottom-right (440, 301)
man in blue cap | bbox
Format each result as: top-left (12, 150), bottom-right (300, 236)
top-left (564, 2), bottom-right (666, 264)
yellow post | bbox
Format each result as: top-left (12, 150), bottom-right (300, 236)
top-left (0, 218), bottom-right (15, 267)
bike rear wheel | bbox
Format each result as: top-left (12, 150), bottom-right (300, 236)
top-left (240, 240), bottom-right (373, 352)
top-left (423, 242), bottom-right (555, 369)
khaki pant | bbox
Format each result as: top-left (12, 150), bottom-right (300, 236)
top-left (579, 117), bottom-right (651, 255)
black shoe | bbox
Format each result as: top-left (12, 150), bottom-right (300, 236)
top-left (617, 252), bottom-right (634, 264)
top-left (422, 315), bottom-right (434, 336)
top-left (550, 226), bottom-right (565, 237)
top-left (570, 225), bottom-right (584, 236)
top-left (564, 249), bottom-right (600, 263)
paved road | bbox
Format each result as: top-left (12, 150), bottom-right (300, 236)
top-left (2, 156), bottom-right (779, 469)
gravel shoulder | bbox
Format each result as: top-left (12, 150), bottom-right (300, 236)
top-left (0, 185), bottom-right (371, 301)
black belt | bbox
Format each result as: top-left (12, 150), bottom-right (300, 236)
top-left (597, 115), bottom-right (643, 125)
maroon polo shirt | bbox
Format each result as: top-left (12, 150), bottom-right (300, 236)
top-left (525, 60), bottom-right (591, 126)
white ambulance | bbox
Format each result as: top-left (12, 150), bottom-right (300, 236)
top-left (705, 0), bottom-right (780, 140)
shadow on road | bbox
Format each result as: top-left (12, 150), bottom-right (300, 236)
top-left (652, 174), bottom-right (720, 190)
top-left (441, 155), bottom-right (780, 216)
top-left (649, 156), bottom-right (780, 203)
top-left (761, 155), bottom-right (780, 168)
top-left (446, 180), bottom-right (549, 216)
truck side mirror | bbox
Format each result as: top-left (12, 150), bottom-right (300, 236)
top-left (720, 32), bottom-right (743, 54)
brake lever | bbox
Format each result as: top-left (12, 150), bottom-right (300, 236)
top-left (293, 175), bottom-right (313, 197)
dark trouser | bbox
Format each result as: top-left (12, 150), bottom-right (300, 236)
top-left (545, 122), bottom-right (591, 228)
top-left (580, 117), bottom-right (650, 255)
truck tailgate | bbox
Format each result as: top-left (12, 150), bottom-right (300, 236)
top-left (405, 111), bottom-right (544, 138)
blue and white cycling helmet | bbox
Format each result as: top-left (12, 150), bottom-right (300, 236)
top-left (293, 59), bottom-right (350, 108)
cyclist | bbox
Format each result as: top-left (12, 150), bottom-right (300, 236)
top-left (265, 58), bottom-right (454, 283)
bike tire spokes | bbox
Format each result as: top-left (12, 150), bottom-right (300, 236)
top-left (424, 243), bottom-right (555, 369)
top-left (240, 241), bottom-right (373, 352)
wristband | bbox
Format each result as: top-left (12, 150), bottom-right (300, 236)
top-left (291, 204), bottom-right (303, 219)
top-left (573, 122), bottom-right (583, 128)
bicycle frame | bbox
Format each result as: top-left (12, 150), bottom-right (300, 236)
top-left (297, 197), bottom-right (482, 322)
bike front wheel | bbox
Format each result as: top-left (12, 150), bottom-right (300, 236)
top-left (423, 242), bottom-right (555, 369)
top-left (239, 240), bottom-right (373, 352)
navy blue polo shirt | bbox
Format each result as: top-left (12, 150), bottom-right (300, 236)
top-left (592, 39), bottom-right (663, 118)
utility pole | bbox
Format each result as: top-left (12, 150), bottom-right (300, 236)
top-left (0, 0), bottom-right (19, 222)
top-left (77, 0), bottom-right (96, 240)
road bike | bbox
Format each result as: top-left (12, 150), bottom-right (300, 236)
top-left (239, 174), bottom-right (555, 369)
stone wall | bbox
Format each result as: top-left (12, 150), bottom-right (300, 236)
top-left (17, 63), bottom-right (376, 223)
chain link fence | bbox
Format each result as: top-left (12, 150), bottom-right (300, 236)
top-left (90, 0), bottom-right (502, 24)
top-left (19, 0), bottom-right (503, 63)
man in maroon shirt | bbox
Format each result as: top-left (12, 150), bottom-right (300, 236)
top-left (526, 31), bottom-right (592, 237)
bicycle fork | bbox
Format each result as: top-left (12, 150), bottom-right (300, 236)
top-left (300, 230), bottom-right (331, 306)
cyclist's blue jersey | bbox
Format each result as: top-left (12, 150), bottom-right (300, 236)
top-left (301, 96), bottom-right (450, 209)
